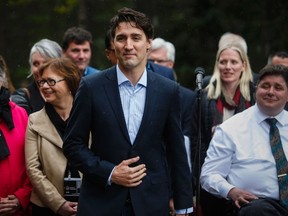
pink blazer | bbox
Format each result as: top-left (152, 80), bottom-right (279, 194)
top-left (0, 101), bottom-right (32, 216)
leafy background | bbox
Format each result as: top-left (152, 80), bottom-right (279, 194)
top-left (1, 0), bottom-right (288, 89)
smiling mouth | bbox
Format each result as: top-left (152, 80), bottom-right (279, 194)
top-left (263, 97), bottom-right (277, 102)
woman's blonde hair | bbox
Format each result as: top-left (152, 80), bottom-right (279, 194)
top-left (206, 42), bottom-right (253, 101)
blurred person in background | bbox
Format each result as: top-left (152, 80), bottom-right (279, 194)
top-left (0, 55), bottom-right (15, 94)
top-left (267, 51), bottom-right (288, 67)
top-left (147, 37), bottom-right (176, 80)
top-left (202, 32), bottom-right (259, 89)
top-left (0, 57), bottom-right (32, 216)
top-left (104, 28), bottom-right (118, 66)
top-left (267, 50), bottom-right (288, 111)
top-left (148, 37), bottom-right (175, 68)
top-left (10, 39), bottom-right (62, 115)
top-left (62, 27), bottom-right (100, 76)
top-left (25, 57), bottom-right (81, 216)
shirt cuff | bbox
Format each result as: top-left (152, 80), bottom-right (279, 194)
top-left (107, 166), bottom-right (116, 185)
top-left (175, 207), bottom-right (193, 214)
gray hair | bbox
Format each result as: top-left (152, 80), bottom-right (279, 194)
top-left (218, 32), bottom-right (248, 54)
top-left (28, 39), bottom-right (62, 77)
top-left (151, 37), bottom-right (175, 62)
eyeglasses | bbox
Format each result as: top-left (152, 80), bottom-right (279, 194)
top-left (148, 59), bottom-right (171, 64)
top-left (37, 78), bottom-right (65, 87)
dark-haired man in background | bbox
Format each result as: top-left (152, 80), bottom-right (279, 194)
top-left (62, 26), bottom-right (100, 76)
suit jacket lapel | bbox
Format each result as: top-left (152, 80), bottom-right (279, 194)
top-left (103, 68), bottom-right (131, 144)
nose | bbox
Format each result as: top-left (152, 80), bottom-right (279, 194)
top-left (225, 61), bottom-right (232, 69)
top-left (267, 86), bottom-right (275, 95)
top-left (124, 38), bottom-right (133, 50)
top-left (42, 81), bottom-right (50, 88)
top-left (78, 50), bottom-right (85, 58)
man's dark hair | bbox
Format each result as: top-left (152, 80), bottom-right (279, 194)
top-left (62, 27), bottom-right (93, 51)
top-left (109, 7), bottom-right (154, 41)
top-left (104, 28), bottom-right (113, 50)
top-left (258, 64), bottom-right (288, 87)
top-left (267, 51), bottom-right (288, 64)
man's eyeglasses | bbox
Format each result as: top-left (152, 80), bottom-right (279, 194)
top-left (148, 59), bottom-right (171, 64)
top-left (37, 78), bottom-right (65, 87)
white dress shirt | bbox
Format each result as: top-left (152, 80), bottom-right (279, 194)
top-left (200, 104), bottom-right (288, 200)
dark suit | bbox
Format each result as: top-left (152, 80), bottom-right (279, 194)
top-left (63, 66), bottom-right (193, 216)
top-left (146, 61), bottom-right (175, 81)
top-left (146, 62), bottom-right (196, 136)
top-left (179, 86), bottom-right (196, 138)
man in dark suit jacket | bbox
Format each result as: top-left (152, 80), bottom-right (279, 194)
top-left (63, 7), bottom-right (193, 216)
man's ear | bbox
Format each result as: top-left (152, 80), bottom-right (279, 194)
top-left (147, 39), bottom-right (152, 52)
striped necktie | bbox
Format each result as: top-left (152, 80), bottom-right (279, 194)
top-left (266, 118), bottom-right (288, 208)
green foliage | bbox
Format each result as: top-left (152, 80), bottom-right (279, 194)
top-left (7, 0), bottom-right (32, 6)
top-left (54, 0), bottom-right (78, 14)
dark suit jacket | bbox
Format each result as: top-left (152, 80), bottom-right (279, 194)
top-left (146, 62), bottom-right (196, 136)
top-left (63, 66), bottom-right (193, 216)
top-left (10, 81), bottom-right (45, 115)
top-left (179, 86), bottom-right (196, 137)
top-left (146, 61), bottom-right (175, 81)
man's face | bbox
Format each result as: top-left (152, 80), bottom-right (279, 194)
top-left (148, 47), bottom-right (174, 68)
top-left (105, 41), bottom-right (117, 66)
top-left (256, 75), bottom-right (288, 116)
top-left (271, 56), bottom-right (288, 67)
top-left (113, 22), bottom-right (151, 72)
top-left (63, 41), bottom-right (91, 73)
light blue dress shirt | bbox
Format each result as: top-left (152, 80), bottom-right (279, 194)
top-left (117, 65), bottom-right (146, 144)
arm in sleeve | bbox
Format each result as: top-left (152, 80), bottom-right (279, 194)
top-left (200, 126), bottom-right (235, 198)
top-left (63, 79), bottom-right (115, 185)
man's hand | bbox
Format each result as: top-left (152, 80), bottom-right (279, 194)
top-left (227, 187), bottom-right (258, 208)
top-left (0, 195), bottom-right (20, 215)
top-left (111, 156), bottom-right (146, 187)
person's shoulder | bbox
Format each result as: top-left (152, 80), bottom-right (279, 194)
top-left (82, 66), bottom-right (115, 85)
top-left (11, 87), bottom-right (27, 97)
top-left (149, 62), bottom-right (171, 72)
top-left (9, 101), bottom-right (28, 119)
top-left (282, 109), bottom-right (288, 118)
top-left (222, 106), bottom-right (254, 128)
top-left (9, 101), bottom-right (26, 112)
top-left (29, 106), bottom-right (46, 117)
top-left (87, 66), bottom-right (100, 72)
top-left (179, 85), bottom-right (195, 96)
top-left (84, 66), bottom-right (101, 76)
top-left (147, 61), bottom-right (175, 81)
top-left (149, 70), bottom-right (176, 84)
